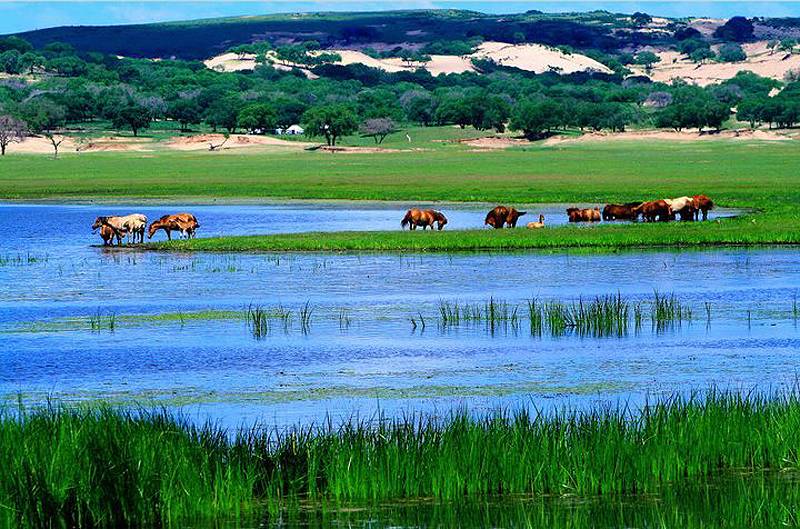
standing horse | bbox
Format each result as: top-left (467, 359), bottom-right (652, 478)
top-left (147, 213), bottom-right (200, 240)
top-left (92, 216), bottom-right (128, 246)
top-left (485, 206), bottom-right (526, 229)
top-left (633, 200), bottom-right (672, 222)
top-left (401, 209), bottom-right (448, 231)
top-left (692, 195), bottom-right (714, 220)
top-left (602, 202), bottom-right (642, 220)
top-left (664, 197), bottom-right (696, 221)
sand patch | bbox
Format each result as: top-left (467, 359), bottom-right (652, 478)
top-left (165, 133), bottom-right (313, 151)
top-left (542, 129), bottom-right (793, 146)
top-left (631, 40), bottom-right (800, 86)
top-left (455, 136), bottom-right (531, 150)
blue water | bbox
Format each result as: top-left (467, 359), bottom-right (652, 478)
top-left (0, 202), bottom-right (792, 428)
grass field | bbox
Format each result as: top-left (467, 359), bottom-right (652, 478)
top-left (3, 391), bottom-right (800, 527)
top-left (2, 139), bottom-right (798, 250)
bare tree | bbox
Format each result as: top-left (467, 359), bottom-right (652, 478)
top-left (359, 118), bottom-right (399, 144)
top-left (208, 132), bottom-right (230, 151)
top-left (0, 115), bottom-right (27, 156)
top-left (43, 132), bottom-right (65, 159)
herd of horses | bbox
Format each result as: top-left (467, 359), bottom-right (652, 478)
top-left (91, 195), bottom-right (714, 245)
top-left (401, 195), bottom-right (714, 231)
top-left (92, 213), bottom-right (200, 246)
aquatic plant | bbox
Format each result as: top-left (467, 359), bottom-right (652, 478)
top-left (4, 391), bottom-right (800, 527)
top-left (298, 301), bottom-right (313, 333)
top-left (246, 304), bottom-right (271, 339)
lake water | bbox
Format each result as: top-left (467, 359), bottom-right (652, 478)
top-left (0, 202), bottom-right (792, 431)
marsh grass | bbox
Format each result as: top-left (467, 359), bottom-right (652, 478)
top-left (88, 309), bottom-right (116, 332)
top-left (651, 291), bottom-right (692, 333)
top-left (0, 253), bottom-right (47, 267)
top-left (4, 391), bottom-right (800, 527)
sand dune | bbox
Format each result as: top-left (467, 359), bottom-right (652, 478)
top-left (632, 41), bottom-right (800, 86)
top-left (204, 42), bottom-right (612, 77)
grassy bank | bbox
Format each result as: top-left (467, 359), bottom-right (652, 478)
top-left (4, 139), bottom-right (799, 251)
top-left (3, 391), bottom-right (800, 527)
top-left (149, 213), bottom-right (800, 252)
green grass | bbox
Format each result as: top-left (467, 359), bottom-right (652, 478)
top-left (3, 139), bottom-right (799, 251)
top-left (4, 391), bottom-right (800, 527)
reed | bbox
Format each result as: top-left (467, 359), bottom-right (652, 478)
top-left (298, 302), bottom-right (313, 333)
top-left (4, 391), bottom-right (800, 527)
top-left (245, 304), bottom-right (271, 339)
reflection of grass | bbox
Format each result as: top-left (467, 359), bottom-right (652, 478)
top-left (5, 391), bottom-right (800, 527)
top-left (14, 309), bottom-right (243, 333)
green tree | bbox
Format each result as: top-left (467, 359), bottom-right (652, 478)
top-left (634, 51), bottom-right (660, 70)
top-left (434, 96), bottom-right (473, 128)
top-left (168, 98), bottom-right (202, 131)
top-left (718, 43), bottom-right (746, 63)
top-left (713, 16), bottom-right (754, 42)
top-left (237, 103), bottom-right (277, 134)
top-left (301, 104), bottom-right (358, 146)
top-left (510, 99), bottom-right (562, 140)
top-left (111, 103), bottom-right (152, 137)
top-left (204, 95), bottom-right (243, 133)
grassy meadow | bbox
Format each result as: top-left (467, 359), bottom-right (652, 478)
top-left (3, 391), bottom-right (800, 527)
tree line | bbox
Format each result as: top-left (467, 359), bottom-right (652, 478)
top-left (0, 33), bottom-right (798, 155)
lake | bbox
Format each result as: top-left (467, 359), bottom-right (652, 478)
top-left (0, 202), bottom-right (793, 431)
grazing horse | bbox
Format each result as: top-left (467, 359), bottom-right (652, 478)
top-left (431, 210), bottom-right (448, 230)
top-left (526, 214), bottom-right (545, 229)
top-left (566, 207), bottom-right (601, 222)
top-left (633, 200), bottom-right (672, 222)
top-left (147, 213), bottom-right (200, 240)
top-left (693, 195), bottom-right (714, 221)
top-left (92, 216), bottom-right (128, 246)
top-left (664, 197), bottom-right (696, 221)
top-left (602, 202), bottom-right (642, 221)
top-left (402, 208), bottom-right (438, 230)
top-left (485, 206), bottom-right (527, 229)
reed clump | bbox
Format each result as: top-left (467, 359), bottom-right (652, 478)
top-left (3, 392), bottom-right (800, 527)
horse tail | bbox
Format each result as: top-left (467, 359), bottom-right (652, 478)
top-left (401, 211), bottom-right (412, 228)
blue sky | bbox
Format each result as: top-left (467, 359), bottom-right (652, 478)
top-left (3, 1), bottom-right (800, 35)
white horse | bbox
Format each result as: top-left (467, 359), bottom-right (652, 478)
top-left (664, 197), bottom-right (695, 221)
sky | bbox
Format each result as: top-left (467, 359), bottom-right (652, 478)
top-left (3, 1), bottom-right (800, 35)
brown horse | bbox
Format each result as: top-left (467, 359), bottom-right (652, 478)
top-left (633, 200), bottom-right (672, 222)
top-left (566, 207), bottom-right (601, 222)
top-left (147, 213), bottom-right (200, 240)
top-left (602, 202), bottom-right (642, 221)
top-left (692, 195), bottom-right (714, 220)
top-left (485, 206), bottom-right (527, 229)
top-left (402, 208), bottom-right (446, 230)
top-left (92, 216), bottom-right (127, 246)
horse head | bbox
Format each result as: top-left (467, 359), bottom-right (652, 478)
top-left (91, 216), bottom-right (107, 231)
top-left (435, 212), bottom-right (448, 230)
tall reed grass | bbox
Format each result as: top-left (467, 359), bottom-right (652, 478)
top-left (3, 391), bottom-right (800, 527)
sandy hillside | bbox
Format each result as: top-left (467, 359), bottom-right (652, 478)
top-left (204, 42), bottom-right (612, 77)
top-left (205, 52), bottom-right (318, 79)
top-left (631, 41), bottom-right (800, 86)
top-left (471, 42), bottom-right (612, 74)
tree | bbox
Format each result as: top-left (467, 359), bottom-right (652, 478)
top-left (168, 98), bottom-right (202, 131)
top-left (737, 97), bottom-right (767, 129)
top-left (0, 115), bottom-right (27, 155)
top-left (631, 12), bottom-right (652, 26)
top-left (22, 99), bottom-right (67, 158)
top-left (301, 104), bottom-right (358, 146)
top-left (634, 51), bottom-right (660, 70)
top-left (19, 52), bottom-right (45, 74)
top-left (237, 103), bottom-right (277, 134)
top-left (400, 90), bottom-right (435, 126)
top-left (690, 48), bottom-right (716, 63)
top-left (718, 43), bottom-right (746, 63)
top-left (0, 50), bottom-right (22, 74)
top-left (359, 118), bottom-right (399, 144)
top-left (204, 95), bottom-right (242, 133)
top-left (434, 96), bottom-right (473, 128)
top-left (510, 99), bottom-right (562, 140)
top-left (111, 103), bottom-right (151, 137)
top-left (713, 16), bottom-right (754, 42)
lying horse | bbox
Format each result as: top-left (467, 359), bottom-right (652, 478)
top-left (147, 213), bottom-right (200, 240)
top-left (485, 206), bottom-right (526, 229)
top-left (664, 197), bottom-right (696, 221)
top-left (633, 200), bottom-right (672, 222)
top-left (602, 202), bottom-right (642, 221)
top-left (526, 214), bottom-right (545, 229)
top-left (693, 195), bottom-right (714, 221)
top-left (566, 207), bottom-right (601, 222)
top-left (92, 216), bottom-right (128, 246)
top-left (401, 208), bottom-right (448, 230)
